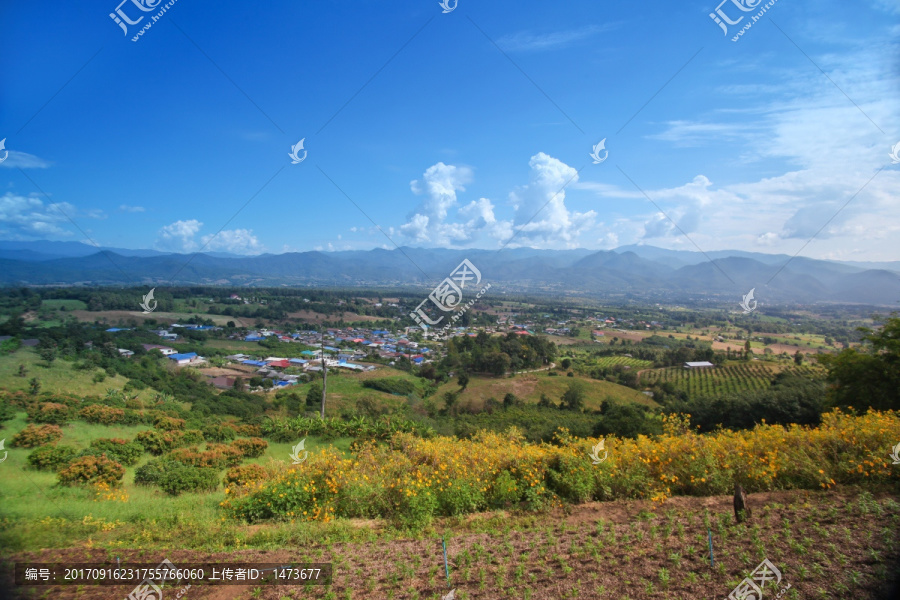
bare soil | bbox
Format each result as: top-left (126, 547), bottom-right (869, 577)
top-left (6, 487), bottom-right (899, 600)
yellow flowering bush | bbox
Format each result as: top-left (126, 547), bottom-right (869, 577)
top-left (222, 409), bottom-right (900, 525)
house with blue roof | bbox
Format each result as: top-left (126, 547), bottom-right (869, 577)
top-left (169, 352), bottom-right (204, 366)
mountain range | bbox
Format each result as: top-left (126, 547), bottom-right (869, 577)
top-left (1, 241), bottom-right (898, 306)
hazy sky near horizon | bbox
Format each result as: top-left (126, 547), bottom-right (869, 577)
top-left (1, 0), bottom-right (898, 260)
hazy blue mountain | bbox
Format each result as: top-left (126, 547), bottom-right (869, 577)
top-left (0, 241), bottom-right (896, 305)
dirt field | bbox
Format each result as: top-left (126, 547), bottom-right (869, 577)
top-left (66, 310), bottom-right (251, 327)
top-left (7, 487), bottom-right (898, 599)
top-left (287, 310), bottom-right (382, 323)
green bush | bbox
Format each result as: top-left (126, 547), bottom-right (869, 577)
top-left (546, 453), bottom-right (593, 502)
top-left (87, 438), bottom-right (143, 466)
top-left (231, 437), bottom-right (267, 458)
top-left (201, 424), bottom-right (235, 442)
top-left (135, 429), bottom-right (185, 455)
top-left (11, 424), bottom-right (63, 448)
top-left (157, 464), bottom-right (219, 496)
top-left (79, 404), bottom-right (125, 425)
top-left (182, 429), bottom-right (205, 445)
top-left (29, 402), bottom-right (70, 425)
top-left (224, 464), bottom-right (268, 488)
top-left (58, 455), bottom-right (125, 487)
top-left (134, 458), bottom-right (176, 486)
top-left (27, 445), bottom-right (78, 471)
top-left (362, 377), bottom-right (417, 396)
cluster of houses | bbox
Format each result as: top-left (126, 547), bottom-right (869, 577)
top-left (233, 327), bottom-right (432, 365)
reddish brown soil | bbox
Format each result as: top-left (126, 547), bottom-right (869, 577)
top-left (6, 487), bottom-right (899, 600)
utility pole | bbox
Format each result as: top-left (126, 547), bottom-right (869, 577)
top-left (320, 336), bottom-right (327, 419)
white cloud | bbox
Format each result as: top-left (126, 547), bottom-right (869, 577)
top-left (155, 219), bottom-right (203, 252)
top-left (0, 151), bottom-right (51, 169)
top-left (506, 153), bottom-right (595, 248)
top-left (119, 205), bottom-right (145, 213)
top-left (400, 162), bottom-right (478, 245)
top-left (0, 192), bottom-right (93, 238)
top-left (497, 24), bottom-right (617, 52)
top-left (200, 229), bottom-right (263, 255)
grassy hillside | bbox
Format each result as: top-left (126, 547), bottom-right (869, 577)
top-left (0, 348), bottom-right (159, 401)
top-left (434, 372), bottom-right (657, 410)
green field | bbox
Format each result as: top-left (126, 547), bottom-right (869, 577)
top-left (587, 355), bottom-right (654, 369)
top-left (639, 363), bottom-right (826, 397)
top-left (433, 372), bottom-right (657, 410)
top-left (0, 348), bottom-right (160, 401)
top-left (40, 299), bottom-right (88, 311)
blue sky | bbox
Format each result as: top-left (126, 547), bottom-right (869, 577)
top-left (1, 0), bottom-right (898, 260)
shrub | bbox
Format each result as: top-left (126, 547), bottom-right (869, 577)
top-left (154, 416), bottom-right (186, 431)
top-left (157, 464), bottom-right (219, 496)
top-left (135, 429), bottom-right (185, 455)
top-left (30, 402), bottom-right (70, 425)
top-left (58, 455), bottom-right (125, 487)
top-left (224, 464), bottom-right (268, 488)
top-left (88, 438), bottom-right (143, 466)
top-left (79, 404), bottom-right (125, 425)
top-left (11, 424), bottom-right (63, 448)
top-left (231, 437), bottom-right (268, 458)
top-left (202, 424), bottom-right (235, 442)
top-left (233, 424), bottom-right (262, 437)
top-left (135, 458), bottom-right (176, 486)
top-left (27, 445), bottom-right (78, 471)
top-left (362, 377), bottom-right (417, 396)
top-left (182, 429), bottom-right (205, 445)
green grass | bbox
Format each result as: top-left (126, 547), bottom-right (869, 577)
top-left (0, 348), bottom-right (159, 401)
top-left (0, 408), bottom-right (359, 552)
top-left (433, 372), bottom-right (657, 409)
top-left (41, 299), bottom-right (88, 311)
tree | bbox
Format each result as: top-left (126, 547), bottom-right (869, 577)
top-left (39, 345), bottom-right (57, 367)
top-left (503, 393), bottom-right (521, 408)
top-left (818, 315), bottom-right (900, 412)
top-left (29, 377), bottom-right (41, 396)
top-left (306, 383), bottom-right (323, 409)
top-left (561, 380), bottom-right (587, 411)
top-left (793, 350), bottom-right (803, 365)
top-left (561, 358), bottom-right (572, 370)
top-left (744, 340), bottom-right (752, 360)
top-left (233, 377), bottom-right (245, 392)
top-left (17, 364), bottom-right (27, 378)
top-left (457, 371), bottom-right (470, 390)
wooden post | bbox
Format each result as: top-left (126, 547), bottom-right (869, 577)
top-left (320, 337), bottom-right (327, 419)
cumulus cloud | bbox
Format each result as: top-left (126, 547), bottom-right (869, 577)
top-left (506, 153), bottom-right (595, 248)
top-left (155, 219), bottom-right (203, 252)
top-left (154, 220), bottom-right (264, 254)
top-left (0, 192), bottom-right (103, 238)
top-left (201, 229), bottom-right (263, 255)
top-left (400, 163), bottom-right (474, 245)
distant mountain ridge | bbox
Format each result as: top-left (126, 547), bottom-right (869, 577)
top-left (0, 241), bottom-right (897, 306)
